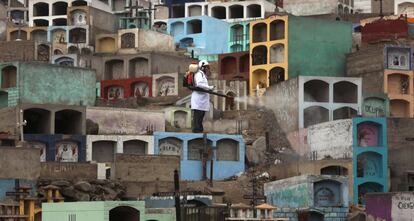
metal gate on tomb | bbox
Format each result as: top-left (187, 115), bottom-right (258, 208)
top-left (181, 206), bottom-right (228, 221)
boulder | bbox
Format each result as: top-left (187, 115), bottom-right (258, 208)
top-left (51, 180), bottom-right (71, 187)
top-left (245, 136), bottom-right (267, 165)
top-left (74, 181), bottom-right (92, 192)
top-left (74, 191), bottom-right (90, 201)
top-left (60, 186), bottom-right (77, 199)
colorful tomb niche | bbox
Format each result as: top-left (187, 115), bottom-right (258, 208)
top-left (55, 141), bottom-right (78, 162)
top-left (108, 86), bottom-right (124, 100)
top-left (357, 122), bottom-right (380, 147)
top-left (133, 81), bottom-right (149, 97)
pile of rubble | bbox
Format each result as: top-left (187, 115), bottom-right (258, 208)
top-left (37, 179), bottom-right (127, 201)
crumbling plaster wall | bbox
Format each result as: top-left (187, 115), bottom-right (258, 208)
top-left (86, 107), bottom-right (165, 135)
top-left (138, 29), bottom-right (174, 52)
top-left (0, 106), bottom-right (17, 134)
top-left (267, 77), bottom-right (299, 134)
top-left (307, 119), bottom-right (353, 160)
top-left (113, 154), bottom-right (179, 182)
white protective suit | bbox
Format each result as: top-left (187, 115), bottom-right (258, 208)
top-left (191, 70), bottom-right (213, 111)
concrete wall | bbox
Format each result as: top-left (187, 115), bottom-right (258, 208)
top-left (288, 16), bottom-right (352, 79)
top-left (203, 119), bottom-right (249, 134)
top-left (0, 106), bottom-right (16, 134)
top-left (286, 128), bottom-right (308, 156)
top-left (18, 62), bottom-right (96, 106)
top-left (90, 6), bottom-right (117, 37)
top-left (0, 147), bottom-right (40, 180)
top-left (0, 41), bottom-right (37, 62)
top-left (282, 0), bottom-right (338, 16)
top-left (372, 0), bottom-right (394, 14)
top-left (283, 0), bottom-right (352, 16)
top-left (0, 62), bottom-right (96, 106)
top-left (366, 192), bottom-right (414, 221)
top-left (113, 154), bottom-right (180, 182)
top-left (387, 118), bottom-right (414, 191)
top-left (40, 162), bottom-right (97, 181)
top-left (86, 107), bottom-right (165, 135)
top-left (268, 77), bottom-right (299, 134)
top-left (154, 132), bottom-right (245, 181)
top-left (346, 45), bottom-right (384, 77)
top-left (307, 119), bottom-right (353, 160)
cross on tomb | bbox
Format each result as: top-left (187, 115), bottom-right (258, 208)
top-left (199, 133), bottom-right (216, 186)
top-left (243, 176), bottom-right (266, 218)
top-left (122, 0), bottom-right (157, 29)
top-left (375, 0), bottom-right (384, 17)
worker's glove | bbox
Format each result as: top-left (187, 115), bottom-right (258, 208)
top-left (209, 86), bottom-right (215, 91)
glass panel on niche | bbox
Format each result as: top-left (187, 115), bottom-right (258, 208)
top-left (357, 122), bottom-right (380, 147)
top-left (55, 141), bottom-right (78, 162)
top-left (133, 82), bottom-right (149, 97)
top-left (121, 33), bottom-right (135, 48)
top-left (159, 137), bottom-right (182, 158)
top-left (108, 86), bottom-right (124, 100)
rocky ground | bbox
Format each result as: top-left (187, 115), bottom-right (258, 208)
top-left (37, 179), bottom-right (127, 202)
